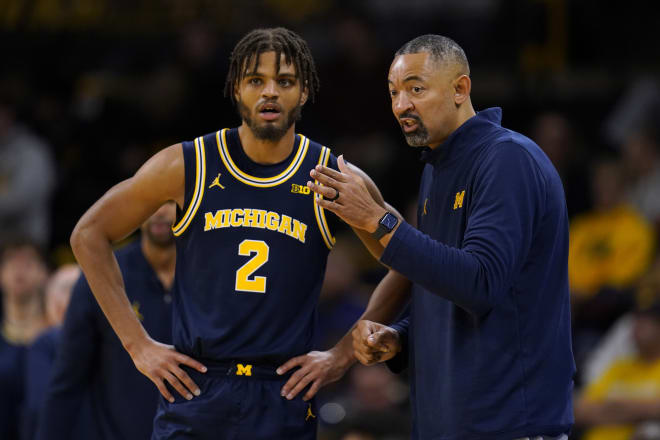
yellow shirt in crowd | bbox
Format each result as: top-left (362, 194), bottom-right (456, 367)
top-left (582, 357), bottom-right (660, 440)
top-left (569, 205), bottom-right (655, 297)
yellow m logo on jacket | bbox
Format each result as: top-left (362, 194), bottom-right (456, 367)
top-left (453, 190), bottom-right (465, 210)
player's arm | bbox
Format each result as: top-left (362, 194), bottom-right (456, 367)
top-left (69, 144), bottom-right (206, 402)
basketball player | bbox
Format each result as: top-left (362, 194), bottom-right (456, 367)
top-left (70, 27), bottom-right (405, 439)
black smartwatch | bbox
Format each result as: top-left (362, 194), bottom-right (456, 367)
top-left (372, 212), bottom-right (399, 240)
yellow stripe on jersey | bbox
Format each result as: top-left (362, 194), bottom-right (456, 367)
top-left (314, 146), bottom-right (336, 250)
top-left (172, 137), bottom-right (206, 236)
top-left (216, 129), bottom-right (309, 188)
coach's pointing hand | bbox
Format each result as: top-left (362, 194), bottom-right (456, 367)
top-left (352, 320), bottom-right (401, 365)
top-left (308, 155), bottom-right (386, 233)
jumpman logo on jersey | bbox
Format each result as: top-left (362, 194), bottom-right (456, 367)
top-left (131, 301), bottom-right (144, 322)
top-left (209, 173), bottom-right (225, 190)
top-left (305, 404), bottom-right (316, 421)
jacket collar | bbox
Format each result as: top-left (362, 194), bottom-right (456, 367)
top-left (420, 107), bottom-right (502, 165)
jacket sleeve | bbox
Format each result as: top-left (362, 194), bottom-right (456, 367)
top-left (380, 142), bottom-right (545, 317)
top-left (35, 276), bottom-right (97, 440)
top-left (386, 310), bottom-right (410, 374)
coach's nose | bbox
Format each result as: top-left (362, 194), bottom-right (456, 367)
top-left (393, 91), bottom-right (414, 116)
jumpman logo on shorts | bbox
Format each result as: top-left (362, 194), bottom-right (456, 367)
top-left (305, 403), bottom-right (316, 421)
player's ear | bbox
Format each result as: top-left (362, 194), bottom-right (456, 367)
top-left (299, 85), bottom-right (309, 107)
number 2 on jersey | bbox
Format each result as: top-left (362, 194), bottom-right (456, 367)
top-left (235, 239), bottom-right (269, 293)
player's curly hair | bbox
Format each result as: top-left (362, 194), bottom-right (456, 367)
top-left (224, 27), bottom-right (320, 103)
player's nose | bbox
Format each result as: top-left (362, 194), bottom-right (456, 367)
top-left (261, 79), bottom-right (279, 98)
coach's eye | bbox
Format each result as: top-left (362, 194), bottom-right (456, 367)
top-left (412, 86), bottom-right (424, 94)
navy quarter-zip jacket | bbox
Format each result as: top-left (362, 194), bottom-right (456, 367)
top-left (382, 108), bottom-right (575, 440)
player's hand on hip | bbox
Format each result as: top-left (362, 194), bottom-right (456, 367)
top-left (307, 155), bottom-right (385, 232)
top-left (276, 349), bottom-right (352, 401)
top-left (352, 320), bottom-right (401, 366)
top-left (128, 337), bottom-right (207, 403)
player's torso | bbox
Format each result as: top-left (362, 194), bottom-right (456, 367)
top-left (172, 128), bottom-right (335, 362)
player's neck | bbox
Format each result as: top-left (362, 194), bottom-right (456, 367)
top-left (141, 239), bottom-right (176, 290)
top-left (237, 124), bottom-right (297, 165)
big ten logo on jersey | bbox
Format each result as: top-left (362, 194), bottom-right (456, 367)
top-left (203, 208), bottom-right (308, 243)
top-left (291, 183), bottom-right (310, 195)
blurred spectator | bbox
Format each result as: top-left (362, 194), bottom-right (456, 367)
top-left (569, 157), bottom-right (655, 375)
top-left (22, 264), bottom-right (80, 440)
top-left (531, 111), bottom-right (590, 218)
top-left (0, 88), bottom-right (56, 248)
top-left (581, 259), bottom-right (660, 387)
top-left (0, 239), bottom-right (49, 440)
top-left (622, 112), bottom-right (660, 229)
top-left (36, 202), bottom-right (176, 440)
top-left (569, 157), bottom-right (655, 298)
top-left (574, 294), bottom-right (660, 440)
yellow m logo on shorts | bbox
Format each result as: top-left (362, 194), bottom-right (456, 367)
top-left (235, 364), bottom-right (252, 376)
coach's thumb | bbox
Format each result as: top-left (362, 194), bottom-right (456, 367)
top-left (367, 329), bottom-right (392, 353)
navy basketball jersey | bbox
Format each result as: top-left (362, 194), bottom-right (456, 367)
top-left (171, 128), bottom-right (336, 364)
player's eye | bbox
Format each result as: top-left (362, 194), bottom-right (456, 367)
top-left (249, 78), bottom-right (262, 85)
top-left (278, 79), bottom-right (292, 87)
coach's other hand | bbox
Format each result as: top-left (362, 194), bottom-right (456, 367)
top-left (352, 320), bottom-right (401, 365)
top-left (276, 348), bottom-right (353, 401)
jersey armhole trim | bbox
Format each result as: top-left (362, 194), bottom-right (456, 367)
top-left (314, 146), bottom-right (336, 250)
top-left (172, 137), bottom-right (206, 236)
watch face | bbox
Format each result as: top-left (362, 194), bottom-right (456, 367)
top-left (382, 213), bottom-right (398, 230)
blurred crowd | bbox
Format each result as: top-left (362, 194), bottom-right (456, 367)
top-left (2, 1), bottom-right (660, 439)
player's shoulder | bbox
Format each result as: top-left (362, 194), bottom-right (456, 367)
top-left (297, 132), bottom-right (338, 169)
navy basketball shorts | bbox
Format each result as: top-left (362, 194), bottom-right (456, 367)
top-left (151, 362), bottom-right (318, 440)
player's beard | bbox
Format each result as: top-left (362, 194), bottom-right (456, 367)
top-left (237, 99), bottom-right (302, 142)
top-left (400, 112), bottom-right (431, 147)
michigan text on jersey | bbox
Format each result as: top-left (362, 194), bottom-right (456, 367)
top-left (204, 209), bottom-right (307, 243)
